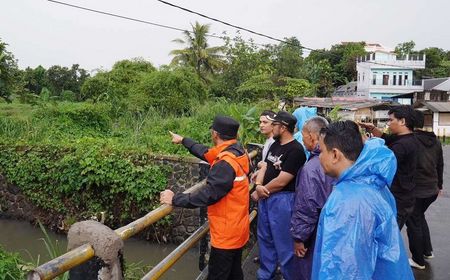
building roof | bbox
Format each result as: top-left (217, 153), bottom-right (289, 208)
top-left (364, 43), bottom-right (394, 53)
top-left (293, 97), bottom-right (391, 111)
top-left (424, 77), bottom-right (450, 91)
top-left (391, 92), bottom-right (414, 99)
top-left (434, 79), bottom-right (450, 92)
top-left (333, 81), bottom-right (357, 95)
top-left (418, 101), bottom-right (450, 113)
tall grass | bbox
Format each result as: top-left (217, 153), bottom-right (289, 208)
top-left (35, 222), bottom-right (69, 280)
top-left (0, 99), bottom-right (274, 154)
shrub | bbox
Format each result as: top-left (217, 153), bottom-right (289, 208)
top-left (0, 246), bottom-right (25, 280)
top-left (0, 140), bottom-right (171, 225)
top-left (128, 68), bottom-right (207, 115)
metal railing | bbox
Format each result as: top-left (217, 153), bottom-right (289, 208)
top-left (142, 181), bottom-right (259, 280)
top-left (28, 149), bottom-right (258, 280)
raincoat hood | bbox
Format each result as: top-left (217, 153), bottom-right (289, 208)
top-left (293, 107), bottom-right (317, 160)
top-left (337, 137), bottom-right (397, 189)
top-left (292, 107), bottom-right (317, 131)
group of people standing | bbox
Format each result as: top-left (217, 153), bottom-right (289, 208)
top-left (159, 104), bottom-right (444, 280)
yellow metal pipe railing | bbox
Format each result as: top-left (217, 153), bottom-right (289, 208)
top-left (28, 149), bottom-right (258, 280)
top-left (27, 180), bottom-right (206, 280)
top-left (142, 209), bottom-right (258, 280)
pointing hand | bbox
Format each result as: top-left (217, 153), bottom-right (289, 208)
top-left (169, 131), bottom-right (183, 144)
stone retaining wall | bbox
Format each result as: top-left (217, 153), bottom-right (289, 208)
top-left (0, 145), bottom-right (261, 244)
top-left (0, 155), bottom-right (208, 243)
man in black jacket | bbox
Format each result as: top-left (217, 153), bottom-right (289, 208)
top-left (406, 110), bottom-right (444, 270)
top-left (358, 105), bottom-right (419, 229)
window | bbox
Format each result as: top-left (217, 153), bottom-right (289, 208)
top-left (424, 114), bottom-right (433, 126)
top-left (393, 75), bottom-right (397, 85)
top-left (372, 74), bottom-right (376, 85)
top-left (439, 113), bottom-right (450, 125)
top-left (383, 75), bottom-right (389, 85)
top-left (398, 75), bottom-right (402, 86)
top-left (405, 74), bottom-right (408, 85)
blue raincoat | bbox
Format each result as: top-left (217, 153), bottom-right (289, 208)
top-left (293, 107), bottom-right (317, 159)
top-left (312, 138), bottom-right (414, 280)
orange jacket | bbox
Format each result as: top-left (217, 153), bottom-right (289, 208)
top-left (203, 140), bottom-right (250, 249)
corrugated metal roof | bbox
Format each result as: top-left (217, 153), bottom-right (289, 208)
top-left (433, 79), bottom-right (450, 92)
top-left (424, 78), bottom-right (450, 91)
top-left (293, 97), bottom-right (391, 111)
top-left (423, 102), bottom-right (450, 112)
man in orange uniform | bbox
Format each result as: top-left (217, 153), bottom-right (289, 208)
top-left (160, 115), bottom-right (250, 280)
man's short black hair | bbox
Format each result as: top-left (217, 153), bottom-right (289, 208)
top-left (320, 120), bottom-right (363, 162)
top-left (388, 105), bottom-right (416, 131)
top-left (414, 109), bottom-right (425, 129)
top-left (260, 110), bottom-right (276, 119)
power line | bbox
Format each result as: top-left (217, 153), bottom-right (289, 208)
top-left (47, 0), bottom-right (273, 48)
top-left (156, 0), bottom-right (315, 51)
top-left (156, 0), bottom-right (424, 70)
top-left (48, 0), bottom-right (422, 71)
top-left (47, 0), bottom-right (223, 39)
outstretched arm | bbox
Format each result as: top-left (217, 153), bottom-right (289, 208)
top-left (169, 131), bottom-right (208, 161)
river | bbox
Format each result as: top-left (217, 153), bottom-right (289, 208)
top-left (0, 219), bottom-right (200, 279)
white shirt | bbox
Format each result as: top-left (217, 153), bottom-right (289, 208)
top-left (262, 137), bottom-right (275, 161)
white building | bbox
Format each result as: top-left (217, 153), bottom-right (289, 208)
top-left (356, 43), bottom-right (426, 100)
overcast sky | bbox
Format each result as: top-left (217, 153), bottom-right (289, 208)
top-left (1, 0), bottom-right (449, 72)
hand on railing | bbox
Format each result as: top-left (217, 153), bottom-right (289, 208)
top-left (160, 190), bottom-right (175, 205)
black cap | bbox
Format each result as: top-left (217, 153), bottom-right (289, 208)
top-left (210, 116), bottom-right (239, 138)
top-left (272, 111), bottom-right (297, 130)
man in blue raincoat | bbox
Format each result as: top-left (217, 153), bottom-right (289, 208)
top-left (312, 121), bottom-right (413, 280)
top-left (290, 116), bottom-right (335, 280)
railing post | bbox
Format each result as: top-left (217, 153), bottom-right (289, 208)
top-left (68, 221), bottom-right (124, 280)
top-left (198, 162), bottom-right (210, 271)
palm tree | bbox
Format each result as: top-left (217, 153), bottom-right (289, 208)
top-left (170, 22), bottom-right (226, 82)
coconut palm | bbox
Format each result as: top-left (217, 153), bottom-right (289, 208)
top-left (170, 22), bottom-right (226, 82)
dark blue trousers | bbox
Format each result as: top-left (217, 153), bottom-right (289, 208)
top-left (257, 191), bottom-right (295, 280)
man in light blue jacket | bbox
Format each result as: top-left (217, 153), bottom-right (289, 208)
top-left (312, 121), bottom-right (413, 280)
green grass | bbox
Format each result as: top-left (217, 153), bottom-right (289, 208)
top-left (0, 246), bottom-right (27, 280)
top-left (0, 100), bottom-right (271, 154)
top-left (0, 102), bottom-right (36, 120)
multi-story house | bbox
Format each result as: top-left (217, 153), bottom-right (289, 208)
top-left (355, 43), bottom-right (426, 100)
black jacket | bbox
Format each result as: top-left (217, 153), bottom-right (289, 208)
top-left (172, 138), bottom-right (246, 208)
top-left (414, 130), bottom-right (444, 198)
top-left (382, 133), bottom-right (419, 207)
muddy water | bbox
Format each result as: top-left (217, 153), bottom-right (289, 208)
top-left (0, 219), bottom-right (199, 279)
